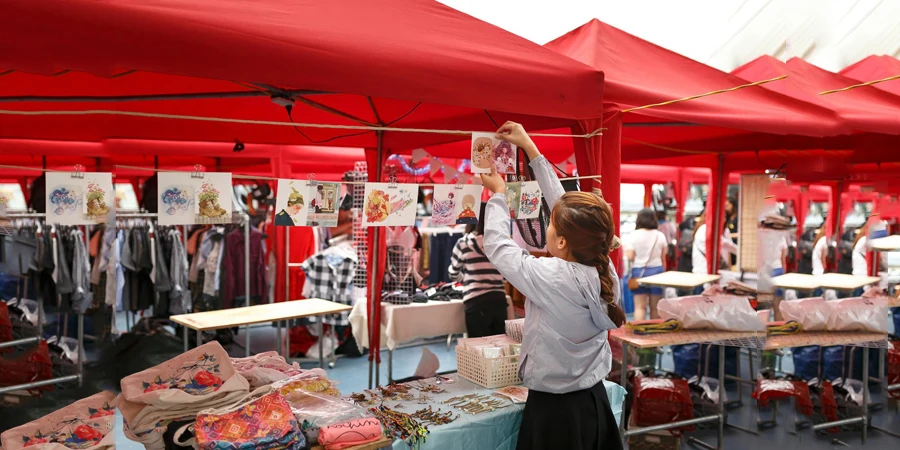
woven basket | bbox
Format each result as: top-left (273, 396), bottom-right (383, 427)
top-left (456, 346), bottom-right (521, 389)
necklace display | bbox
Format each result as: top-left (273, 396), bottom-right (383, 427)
top-left (411, 406), bottom-right (459, 425)
top-left (369, 405), bottom-right (429, 448)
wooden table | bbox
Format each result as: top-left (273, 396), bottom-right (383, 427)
top-left (771, 273), bottom-right (821, 293)
top-left (611, 327), bottom-right (764, 450)
top-left (637, 271), bottom-right (721, 290)
top-left (869, 235), bottom-right (900, 252)
top-left (763, 331), bottom-right (891, 444)
top-left (816, 273), bottom-right (882, 293)
top-left (170, 298), bottom-right (352, 366)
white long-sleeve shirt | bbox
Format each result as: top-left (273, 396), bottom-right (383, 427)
top-left (691, 224), bottom-right (738, 274)
top-left (483, 155), bottom-right (618, 394)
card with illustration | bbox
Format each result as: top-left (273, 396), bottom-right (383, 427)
top-left (274, 179), bottom-right (310, 227)
top-left (363, 183), bottom-right (419, 227)
top-left (505, 182), bottom-right (522, 219)
top-left (471, 132), bottom-right (516, 174)
top-left (158, 172), bottom-right (233, 225)
top-left (46, 173), bottom-right (114, 225)
top-left (518, 181), bottom-right (543, 220)
top-left (306, 182), bottom-right (341, 227)
top-left (431, 184), bottom-right (484, 227)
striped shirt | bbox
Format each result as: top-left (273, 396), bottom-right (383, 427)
top-left (448, 233), bottom-right (506, 301)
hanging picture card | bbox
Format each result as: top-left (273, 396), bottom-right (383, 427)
top-left (518, 181), bottom-right (543, 219)
top-left (46, 172), bottom-right (114, 225)
top-left (363, 183), bottom-right (419, 227)
top-left (504, 182), bottom-right (521, 219)
top-left (471, 132), bottom-right (516, 174)
top-left (274, 179), bottom-right (310, 227)
top-left (307, 182), bottom-right (341, 227)
top-left (431, 184), bottom-right (484, 227)
top-left (158, 172), bottom-right (233, 225)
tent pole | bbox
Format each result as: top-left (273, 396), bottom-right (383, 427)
top-left (368, 131), bottom-right (384, 388)
top-left (711, 154), bottom-right (726, 273)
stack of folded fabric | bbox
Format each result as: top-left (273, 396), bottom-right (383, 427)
top-left (117, 341), bottom-right (251, 450)
top-left (231, 351), bottom-right (306, 389)
top-left (1, 390), bottom-right (116, 450)
top-left (724, 280), bottom-right (756, 296)
top-left (505, 319), bottom-right (524, 343)
top-left (759, 214), bottom-right (792, 230)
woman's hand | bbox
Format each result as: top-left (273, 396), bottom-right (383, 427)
top-left (495, 121), bottom-right (539, 159)
top-left (480, 165), bottom-right (506, 195)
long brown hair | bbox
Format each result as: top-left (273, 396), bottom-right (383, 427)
top-left (551, 191), bottom-right (627, 327)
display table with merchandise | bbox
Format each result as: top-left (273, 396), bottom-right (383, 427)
top-left (351, 373), bottom-right (625, 450)
top-left (637, 271), bottom-right (721, 290)
top-left (348, 298), bottom-right (515, 382)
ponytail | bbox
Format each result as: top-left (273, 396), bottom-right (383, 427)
top-left (597, 253), bottom-right (626, 328)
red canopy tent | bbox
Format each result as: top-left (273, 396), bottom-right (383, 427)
top-left (0, 0), bottom-right (609, 386)
top-left (840, 55), bottom-right (900, 97)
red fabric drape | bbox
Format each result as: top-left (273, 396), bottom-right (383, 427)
top-left (267, 223), bottom-right (316, 303)
top-left (706, 157), bottom-right (727, 274)
top-left (600, 113), bottom-right (623, 274)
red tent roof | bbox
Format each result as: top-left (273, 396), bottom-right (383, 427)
top-left (839, 55), bottom-right (900, 97)
top-left (0, 0), bottom-right (604, 150)
top-left (732, 56), bottom-right (900, 135)
top-left (544, 20), bottom-right (847, 137)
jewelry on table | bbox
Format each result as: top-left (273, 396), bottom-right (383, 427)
top-left (369, 405), bottom-right (429, 448)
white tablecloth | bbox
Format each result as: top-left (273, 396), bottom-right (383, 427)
top-left (349, 297), bottom-right (514, 351)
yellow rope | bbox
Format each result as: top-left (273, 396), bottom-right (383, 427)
top-left (622, 137), bottom-right (715, 155)
top-left (819, 74), bottom-right (900, 95)
top-left (0, 109), bottom-right (604, 139)
top-left (621, 75), bottom-right (788, 114)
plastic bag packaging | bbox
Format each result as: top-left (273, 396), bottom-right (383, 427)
top-left (688, 376), bottom-right (727, 405)
top-left (835, 378), bottom-right (865, 406)
top-left (657, 296), bottom-right (764, 331)
top-left (273, 372), bottom-right (369, 445)
top-left (752, 378), bottom-right (813, 416)
top-left (231, 351), bottom-right (305, 388)
top-left (664, 287), bottom-right (678, 299)
top-left (825, 297), bottom-right (888, 333)
top-left (779, 297), bottom-right (829, 331)
top-left (632, 374), bottom-right (695, 433)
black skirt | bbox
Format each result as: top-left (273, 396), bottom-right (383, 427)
top-left (517, 381), bottom-right (622, 450)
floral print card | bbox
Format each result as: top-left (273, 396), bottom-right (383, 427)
top-left (471, 132), bottom-right (516, 174)
top-left (306, 182), bottom-right (341, 227)
top-left (274, 179), bottom-right (310, 227)
top-left (46, 173), bottom-right (114, 225)
top-left (432, 185), bottom-right (483, 226)
top-left (158, 172), bottom-right (233, 225)
top-left (504, 182), bottom-right (521, 219)
top-left (363, 183), bottom-right (419, 227)
top-left (518, 181), bottom-right (543, 219)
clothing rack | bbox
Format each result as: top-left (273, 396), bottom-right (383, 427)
top-left (115, 212), bottom-right (159, 332)
top-left (0, 212), bottom-right (84, 395)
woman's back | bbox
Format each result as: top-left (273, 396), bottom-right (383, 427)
top-left (627, 228), bottom-right (666, 268)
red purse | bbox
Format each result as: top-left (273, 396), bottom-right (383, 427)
top-left (632, 376), bottom-right (695, 435)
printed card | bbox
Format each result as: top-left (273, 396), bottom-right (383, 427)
top-left (158, 172), bottom-right (232, 225)
top-left (46, 172), bottom-right (114, 225)
top-left (363, 183), bottom-right (419, 227)
top-left (518, 181), bottom-right (543, 219)
top-left (431, 184), bottom-right (484, 227)
top-left (274, 179), bottom-right (310, 227)
top-left (306, 182), bottom-right (341, 227)
top-left (471, 132), bottom-right (516, 174)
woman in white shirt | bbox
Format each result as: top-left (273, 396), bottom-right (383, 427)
top-left (811, 226), bottom-right (828, 276)
top-left (691, 211), bottom-right (738, 275)
top-left (625, 209), bottom-right (668, 320)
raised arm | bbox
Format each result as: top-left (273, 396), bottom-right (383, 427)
top-left (482, 192), bottom-right (542, 300)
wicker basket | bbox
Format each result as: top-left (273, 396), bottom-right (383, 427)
top-left (456, 345), bottom-right (521, 389)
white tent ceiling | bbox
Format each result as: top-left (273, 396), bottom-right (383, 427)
top-left (441, 0), bottom-right (900, 72)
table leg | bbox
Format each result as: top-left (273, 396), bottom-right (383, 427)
top-left (388, 349), bottom-right (393, 384)
top-left (277, 320), bottom-right (282, 357)
top-left (318, 318), bottom-right (325, 369)
top-left (245, 324), bottom-right (250, 357)
top-left (862, 346), bottom-right (869, 445)
top-left (196, 329), bottom-right (201, 349)
top-left (718, 345), bottom-right (725, 449)
top-left (77, 313), bottom-right (84, 388)
top-left (183, 326), bottom-right (188, 353)
top-left (619, 343), bottom-right (629, 443)
top-left (286, 321), bottom-right (291, 360)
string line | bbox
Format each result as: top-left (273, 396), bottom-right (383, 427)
top-left (115, 164), bottom-right (600, 185)
top-left (621, 76), bottom-right (788, 113)
top-left (0, 109), bottom-right (604, 139)
top-left (819, 74), bottom-right (900, 95)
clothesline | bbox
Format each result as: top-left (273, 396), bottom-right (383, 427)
top-left (115, 164), bottom-right (602, 184)
top-left (819, 74), bottom-right (900, 95)
top-left (0, 109), bottom-right (605, 139)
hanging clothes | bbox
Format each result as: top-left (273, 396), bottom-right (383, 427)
top-left (300, 246), bottom-right (357, 326)
top-left (70, 228), bottom-right (93, 314)
top-left (221, 227), bottom-right (267, 309)
top-left (167, 228), bottom-right (191, 315)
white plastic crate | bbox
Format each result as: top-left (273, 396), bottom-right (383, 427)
top-left (456, 346), bottom-right (521, 389)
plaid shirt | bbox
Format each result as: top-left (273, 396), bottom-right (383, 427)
top-left (300, 252), bottom-right (357, 325)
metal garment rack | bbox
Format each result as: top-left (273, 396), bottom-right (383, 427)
top-left (0, 213), bottom-right (83, 395)
top-left (115, 212), bottom-right (160, 332)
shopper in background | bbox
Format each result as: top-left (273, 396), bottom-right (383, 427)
top-left (811, 225), bottom-right (828, 276)
top-left (448, 203), bottom-right (508, 338)
top-left (625, 209), bottom-right (667, 320)
top-left (481, 121), bottom-right (623, 450)
top-left (691, 210), bottom-right (737, 275)
top-left (726, 197), bottom-right (739, 265)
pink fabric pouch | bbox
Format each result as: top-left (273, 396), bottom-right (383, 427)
top-left (0, 390), bottom-right (116, 450)
top-left (317, 418), bottom-right (383, 450)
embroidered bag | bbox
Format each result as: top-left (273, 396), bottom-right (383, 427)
top-left (0, 390), bottom-right (116, 450)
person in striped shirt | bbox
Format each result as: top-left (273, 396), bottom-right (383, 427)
top-left (448, 203), bottom-right (508, 337)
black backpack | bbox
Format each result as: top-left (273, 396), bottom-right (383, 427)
top-left (836, 229), bottom-right (856, 275)
top-left (676, 231), bottom-right (695, 272)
